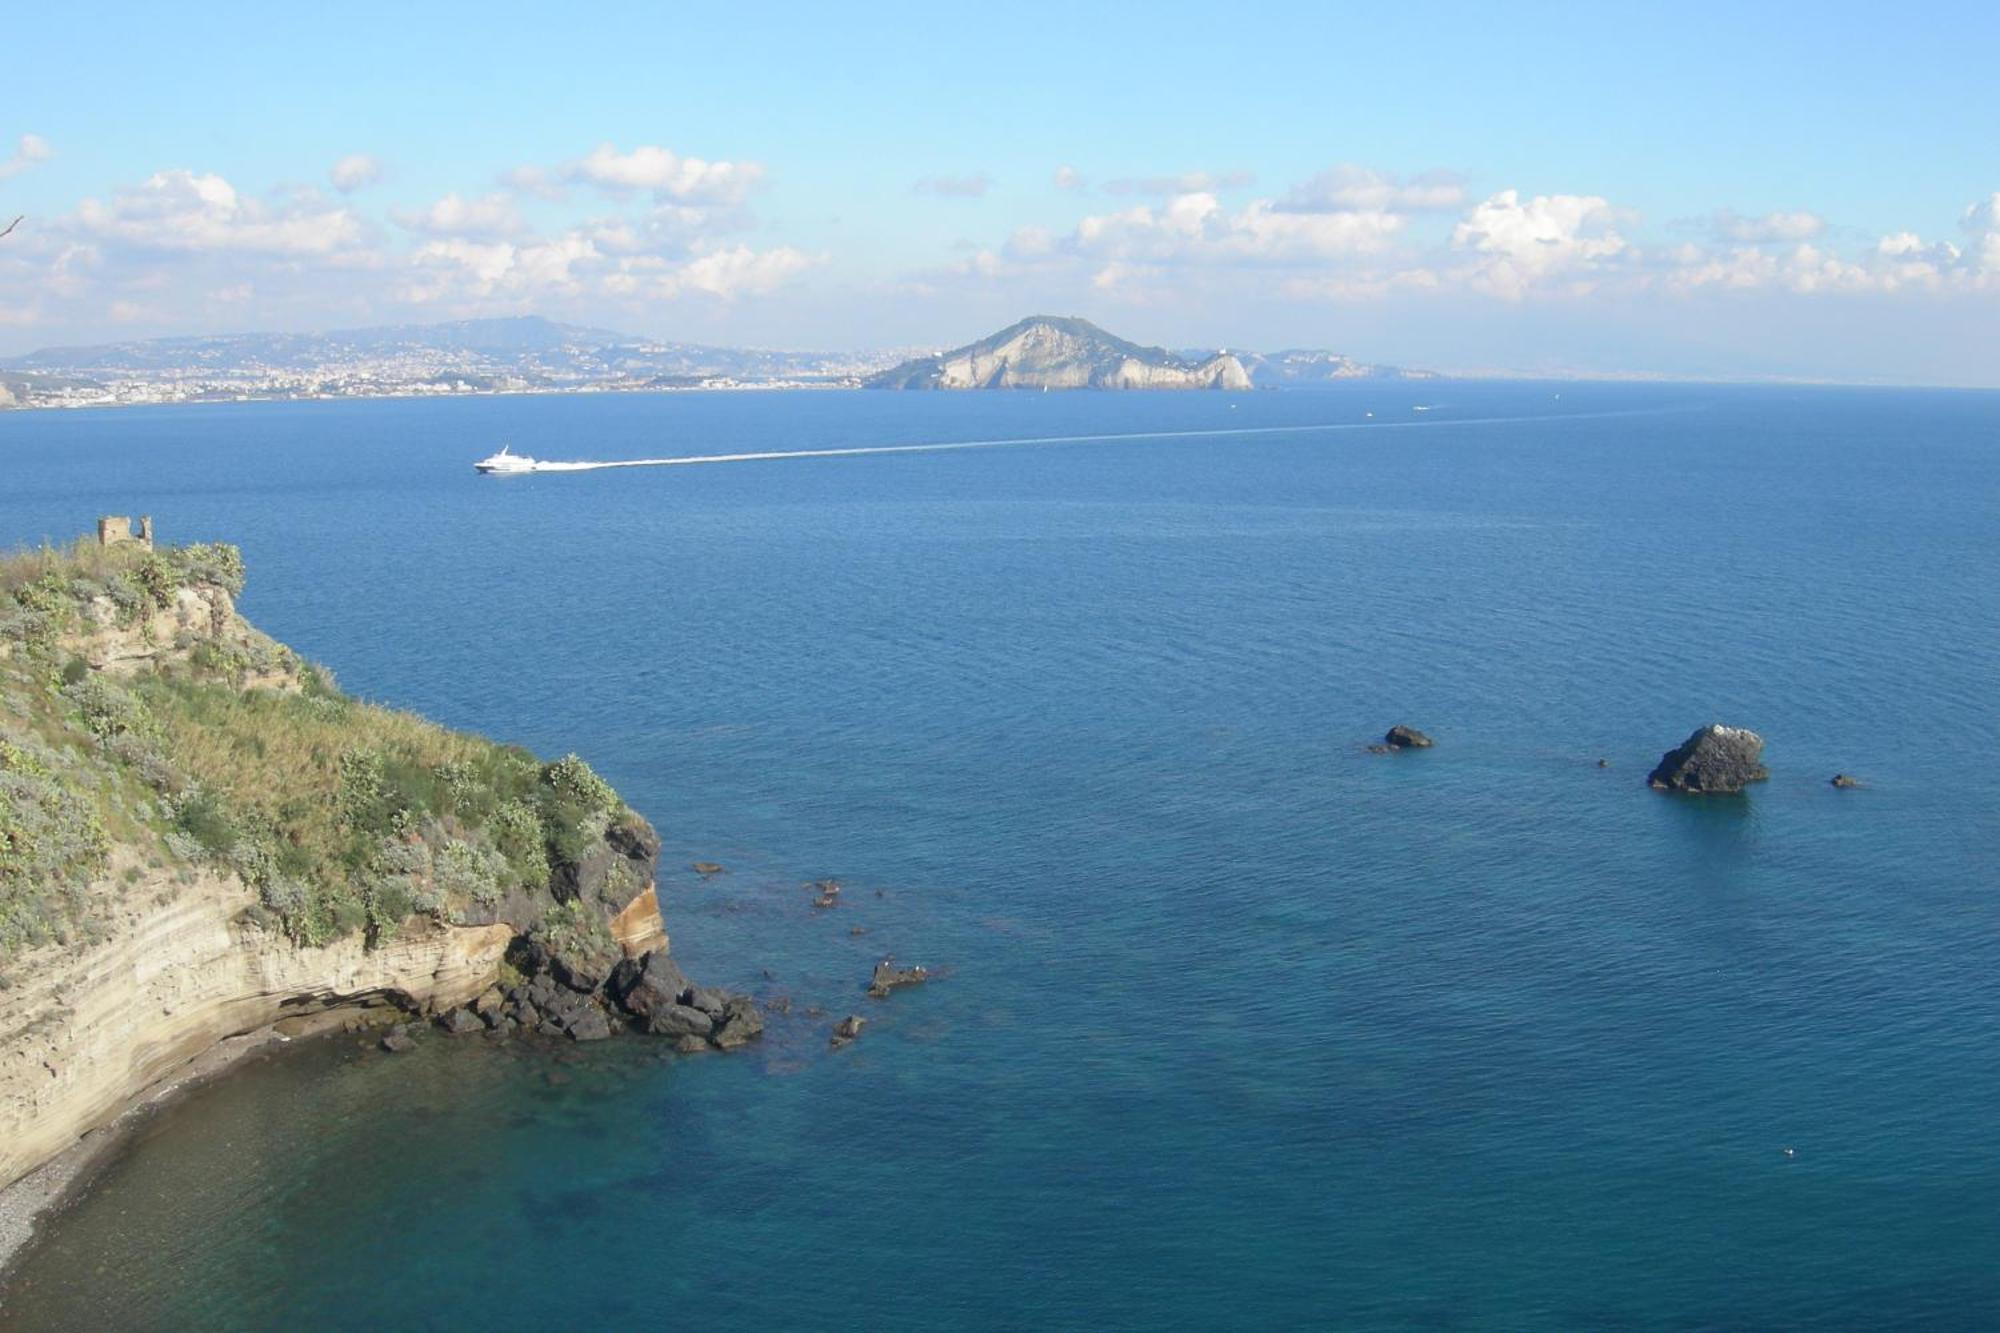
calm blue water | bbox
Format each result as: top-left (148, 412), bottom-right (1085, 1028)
top-left (0, 384), bottom-right (1995, 1329)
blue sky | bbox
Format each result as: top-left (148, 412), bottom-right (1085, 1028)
top-left (4, 1), bottom-right (1998, 382)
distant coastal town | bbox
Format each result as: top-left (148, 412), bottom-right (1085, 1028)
top-left (0, 314), bottom-right (1431, 410)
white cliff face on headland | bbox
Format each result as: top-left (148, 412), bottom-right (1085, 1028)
top-left (866, 316), bottom-right (1435, 391)
top-left (866, 316), bottom-right (1255, 391)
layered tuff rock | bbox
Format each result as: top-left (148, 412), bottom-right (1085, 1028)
top-left (0, 865), bottom-right (513, 1188)
top-left (1647, 724), bottom-right (1770, 794)
top-left (867, 316), bottom-right (1252, 391)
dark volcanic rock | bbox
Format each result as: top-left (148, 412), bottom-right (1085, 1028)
top-left (646, 1004), bottom-right (715, 1039)
top-left (685, 986), bottom-right (729, 1018)
top-left (438, 1008), bottom-right (484, 1037)
top-left (1383, 725), bottom-right (1433, 750)
top-left (866, 959), bottom-right (930, 999)
top-left (553, 813), bottom-right (661, 916)
top-left (611, 950), bottom-right (691, 1020)
top-left (711, 1004), bottom-right (765, 1050)
top-left (566, 1008), bottom-right (613, 1042)
top-left (830, 1015), bottom-right (866, 1048)
top-left (1647, 724), bottom-right (1770, 794)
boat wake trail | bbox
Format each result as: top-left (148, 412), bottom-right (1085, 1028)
top-left (508, 406), bottom-right (1681, 473)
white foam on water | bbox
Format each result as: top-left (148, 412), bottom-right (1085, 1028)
top-left (495, 406), bottom-right (1677, 474)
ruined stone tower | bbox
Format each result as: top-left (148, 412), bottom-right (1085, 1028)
top-left (96, 515), bottom-right (154, 550)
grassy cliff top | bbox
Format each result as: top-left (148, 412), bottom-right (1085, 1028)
top-left (0, 535), bottom-right (646, 965)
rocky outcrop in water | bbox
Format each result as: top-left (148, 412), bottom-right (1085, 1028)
top-left (1830, 773), bottom-right (1860, 789)
top-left (866, 959), bottom-right (930, 999)
top-left (1383, 725), bottom-right (1433, 750)
top-left (1647, 724), bottom-right (1769, 794)
top-left (470, 944), bottom-right (762, 1053)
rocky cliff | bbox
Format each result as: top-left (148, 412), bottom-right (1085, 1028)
top-left (866, 316), bottom-right (1253, 391)
top-left (0, 532), bottom-right (704, 1194)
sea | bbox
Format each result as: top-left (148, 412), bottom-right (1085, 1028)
top-left (0, 382), bottom-right (1994, 1329)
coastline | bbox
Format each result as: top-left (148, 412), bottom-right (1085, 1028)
top-left (0, 379), bottom-right (864, 415)
top-left (0, 1019), bottom-right (308, 1281)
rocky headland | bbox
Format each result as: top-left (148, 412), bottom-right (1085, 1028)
top-left (865, 315), bottom-right (1433, 392)
top-left (867, 316), bottom-right (1252, 391)
top-left (0, 524), bottom-right (755, 1261)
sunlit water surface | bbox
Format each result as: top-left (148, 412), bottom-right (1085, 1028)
top-left (0, 383), bottom-right (1995, 1328)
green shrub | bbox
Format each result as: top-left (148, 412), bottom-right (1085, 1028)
top-left (541, 753), bottom-right (614, 813)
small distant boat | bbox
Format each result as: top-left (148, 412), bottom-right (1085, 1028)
top-left (475, 445), bottom-right (539, 474)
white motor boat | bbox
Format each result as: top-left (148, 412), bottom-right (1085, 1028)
top-left (475, 445), bottom-right (539, 474)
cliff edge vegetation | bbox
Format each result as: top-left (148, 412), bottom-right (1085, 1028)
top-left (0, 528), bottom-right (690, 1197)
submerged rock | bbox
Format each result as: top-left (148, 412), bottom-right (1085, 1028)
top-left (1383, 725), bottom-right (1433, 750)
top-left (1830, 773), bottom-right (1860, 789)
top-left (380, 1026), bottom-right (416, 1054)
top-left (691, 861), bottom-right (725, 875)
top-left (1647, 724), bottom-right (1770, 794)
top-left (830, 1015), bottom-right (866, 1048)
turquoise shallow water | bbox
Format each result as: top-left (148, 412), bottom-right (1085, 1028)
top-left (0, 383), bottom-right (1995, 1329)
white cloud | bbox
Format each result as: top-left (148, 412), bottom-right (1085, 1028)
top-left (395, 191), bottom-right (523, 238)
top-left (1103, 170), bottom-right (1254, 196)
top-left (1959, 193), bottom-right (2000, 275)
top-left (1070, 192), bottom-right (1404, 265)
top-left (329, 153), bottom-right (383, 193)
top-left (404, 233), bottom-right (597, 302)
top-left (74, 170), bottom-right (365, 256)
top-left (1450, 190), bottom-right (1631, 298)
top-left (1709, 208), bottom-right (1823, 243)
top-left (671, 245), bottom-right (819, 298)
top-left (561, 143), bottom-right (764, 203)
top-left (915, 173), bottom-right (992, 198)
top-left (0, 134), bottom-right (52, 182)
top-left (1279, 166), bottom-right (1464, 213)
top-left (1053, 165), bottom-right (1084, 192)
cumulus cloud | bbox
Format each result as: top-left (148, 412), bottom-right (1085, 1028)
top-left (1069, 192), bottom-right (1404, 265)
top-left (0, 133), bottom-right (53, 182)
top-left (329, 153), bottom-right (383, 193)
top-left (1103, 170), bottom-right (1254, 196)
top-left (560, 142), bottom-right (764, 204)
top-left (394, 191), bottom-right (523, 238)
top-left (1449, 190), bottom-right (1631, 298)
top-left (1708, 208), bottom-right (1823, 243)
top-left (1278, 166), bottom-right (1464, 213)
top-left (1053, 165), bottom-right (1084, 192)
top-left (74, 170), bottom-right (365, 256)
top-left (915, 173), bottom-right (992, 198)
top-left (1959, 193), bottom-right (2000, 273)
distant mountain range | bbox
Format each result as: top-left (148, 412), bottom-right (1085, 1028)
top-left (866, 316), bottom-right (1433, 391)
top-left (0, 313), bottom-right (1432, 410)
